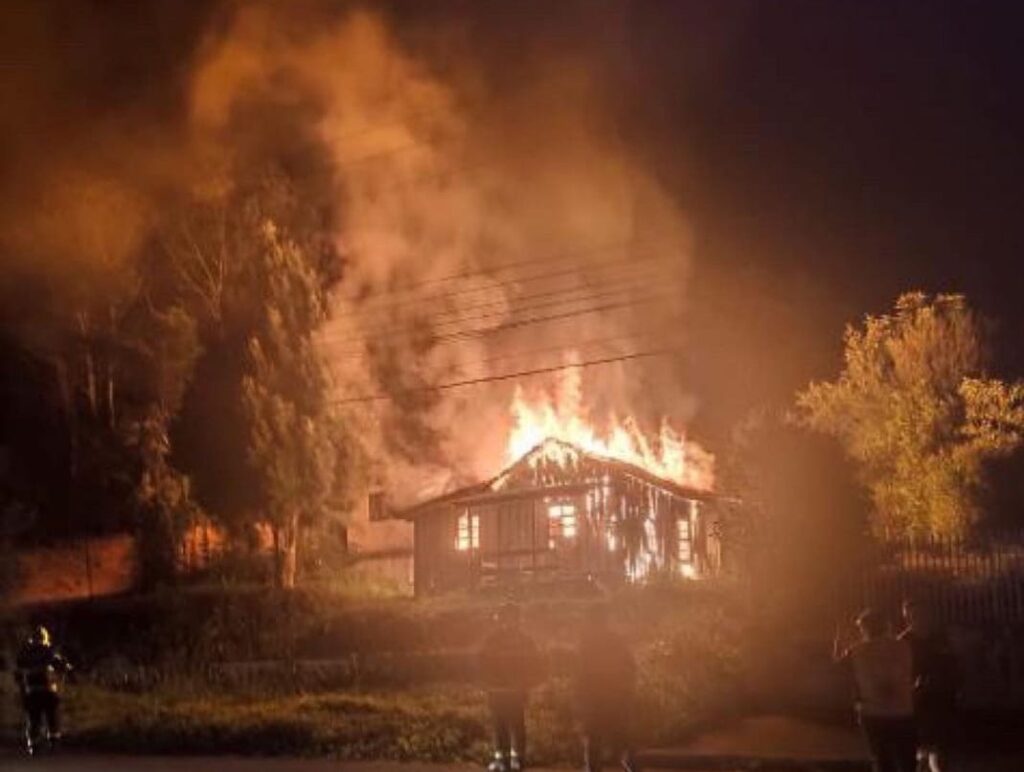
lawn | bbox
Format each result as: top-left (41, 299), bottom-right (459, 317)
top-left (1, 581), bottom-right (750, 762)
top-left (60, 683), bottom-right (498, 761)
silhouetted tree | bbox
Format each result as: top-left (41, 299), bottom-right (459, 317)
top-left (242, 223), bottom-right (361, 588)
top-left (121, 306), bottom-right (203, 587)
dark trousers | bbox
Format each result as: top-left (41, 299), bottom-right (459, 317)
top-left (861, 716), bottom-right (916, 772)
top-left (915, 691), bottom-right (956, 750)
top-left (489, 691), bottom-right (527, 759)
top-left (23, 691), bottom-right (60, 745)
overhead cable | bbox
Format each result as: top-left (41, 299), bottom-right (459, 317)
top-left (330, 349), bottom-right (677, 405)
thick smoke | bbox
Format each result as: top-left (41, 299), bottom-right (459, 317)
top-left (189, 4), bottom-right (700, 503)
top-left (0, 0), bottom-right (214, 352)
top-left (1, 1), bottom-right (703, 505)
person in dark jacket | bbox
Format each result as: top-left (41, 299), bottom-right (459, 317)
top-left (14, 625), bottom-right (71, 755)
top-left (899, 600), bottom-right (958, 772)
top-left (573, 604), bottom-right (637, 772)
top-left (833, 609), bottom-right (916, 772)
top-left (478, 603), bottom-right (542, 772)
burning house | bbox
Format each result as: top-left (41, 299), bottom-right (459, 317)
top-left (399, 438), bottom-right (720, 594)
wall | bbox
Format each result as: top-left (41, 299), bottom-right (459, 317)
top-left (8, 534), bottom-right (136, 606)
top-left (346, 496), bottom-right (414, 594)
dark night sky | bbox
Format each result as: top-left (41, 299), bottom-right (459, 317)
top-left (2, 0), bottom-right (1023, 441)
top-left (631, 1), bottom-right (1024, 435)
top-left (387, 0), bottom-right (1024, 437)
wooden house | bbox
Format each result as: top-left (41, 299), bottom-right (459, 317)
top-left (398, 438), bottom-right (720, 594)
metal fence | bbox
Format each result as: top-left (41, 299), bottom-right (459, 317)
top-left (854, 532), bottom-right (1024, 626)
top-left (846, 531), bottom-right (1024, 707)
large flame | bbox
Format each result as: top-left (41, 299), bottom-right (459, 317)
top-left (505, 367), bottom-right (714, 490)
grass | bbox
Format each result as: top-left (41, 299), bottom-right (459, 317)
top-left (57, 681), bottom-right (581, 762)
top-left (1, 581), bottom-right (752, 761)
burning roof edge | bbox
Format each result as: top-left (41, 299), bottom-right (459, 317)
top-left (395, 438), bottom-right (722, 520)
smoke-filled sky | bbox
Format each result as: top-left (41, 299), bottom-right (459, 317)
top-left (2, 0), bottom-right (1024, 496)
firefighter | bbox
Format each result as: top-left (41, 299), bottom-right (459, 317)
top-left (478, 603), bottom-right (542, 772)
top-left (14, 625), bottom-right (71, 755)
top-left (573, 603), bottom-right (638, 772)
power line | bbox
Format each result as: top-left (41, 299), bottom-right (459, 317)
top-left (329, 332), bottom-right (657, 368)
top-left (346, 257), bottom-right (674, 325)
top-left (457, 333), bottom-right (659, 369)
top-left (326, 292), bottom-right (675, 356)
top-left (337, 254), bottom-right (669, 328)
top-left (347, 237), bottom-right (659, 301)
top-left (351, 292), bottom-right (675, 352)
top-left (330, 349), bottom-right (677, 405)
top-left (333, 241), bottom-right (675, 319)
top-left (323, 268), bottom-right (677, 346)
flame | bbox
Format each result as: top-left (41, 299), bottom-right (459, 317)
top-left (505, 367), bottom-right (714, 490)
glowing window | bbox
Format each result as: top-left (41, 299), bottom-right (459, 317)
top-left (455, 510), bottom-right (480, 551)
top-left (677, 516), bottom-right (692, 564)
top-left (605, 519), bottom-right (620, 551)
top-left (547, 501), bottom-right (577, 548)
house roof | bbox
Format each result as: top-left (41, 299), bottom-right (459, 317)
top-left (396, 438), bottom-right (717, 519)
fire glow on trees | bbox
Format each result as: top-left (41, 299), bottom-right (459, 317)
top-left (505, 366), bottom-right (715, 491)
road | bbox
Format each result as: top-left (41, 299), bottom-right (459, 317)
top-left (0, 716), bottom-right (870, 771)
top-left (0, 756), bottom-right (486, 772)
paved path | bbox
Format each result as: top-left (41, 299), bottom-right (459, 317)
top-left (642, 715), bottom-right (869, 770)
top-left (645, 715), bottom-right (868, 765)
top-left (0, 717), bottom-right (868, 772)
top-left (0, 757), bottom-right (485, 772)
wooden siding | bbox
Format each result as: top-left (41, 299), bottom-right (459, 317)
top-left (412, 472), bottom-right (715, 594)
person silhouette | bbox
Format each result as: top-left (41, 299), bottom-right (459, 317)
top-left (573, 603), bottom-right (637, 772)
top-left (899, 600), bottom-right (958, 772)
top-left (478, 603), bottom-right (542, 772)
top-left (833, 608), bottom-right (916, 772)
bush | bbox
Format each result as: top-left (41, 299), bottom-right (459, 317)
top-left (635, 606), bottom-right (746, 742)
top-left (7, 581), bottom-right (756, 761)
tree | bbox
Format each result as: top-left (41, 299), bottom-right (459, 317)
top-left (797, 292), bottom-right (1024, 538)
top-left (121, 306), bottom-right (203, 587)
top-left (242, 223), bottom-right (359, 588)
top-left (161, 167), bottom-right (339, 536)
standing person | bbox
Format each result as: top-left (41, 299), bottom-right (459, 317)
top-left (899, 600), bottom-right (958, 772)
top-left (833, 609), bottom-right (916, 772)
top-left (14, 625), bottom-right (71, 755)
top-left (478, 603), bottom-right (542, 772)
top-left (573, 603), bottom-right (638, 772)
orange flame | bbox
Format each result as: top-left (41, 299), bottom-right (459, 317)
top-left (505, 368), bottom-right (714, 490)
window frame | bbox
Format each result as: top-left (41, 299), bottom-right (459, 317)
top-left (455, 508), bottom-right (480, 551)
top-left (677, 508), bottom-right (693, 565)
top-left (546, 499), bottom-right (578, 549)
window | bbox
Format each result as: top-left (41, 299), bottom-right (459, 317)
top-left (605, 518), bottom-right (620, 551)
top-left (547, 501), bottom-right (577, 548)
top-left (455, 510), bottom-right (480, 551)
top-left (677, 515), bottom-right (692, 564)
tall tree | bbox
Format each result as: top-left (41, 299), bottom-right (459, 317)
top-left (162, 164), bottom-right (339, 534)
top-left (242, 222), bottom-right (358, 587)
top-left (121, 305), bottom-right (203, 587)
top-left (797, 292), bottom-right (1024, 538)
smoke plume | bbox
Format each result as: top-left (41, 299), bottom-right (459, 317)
top-left (0, 1), bottom-right (704, 504)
